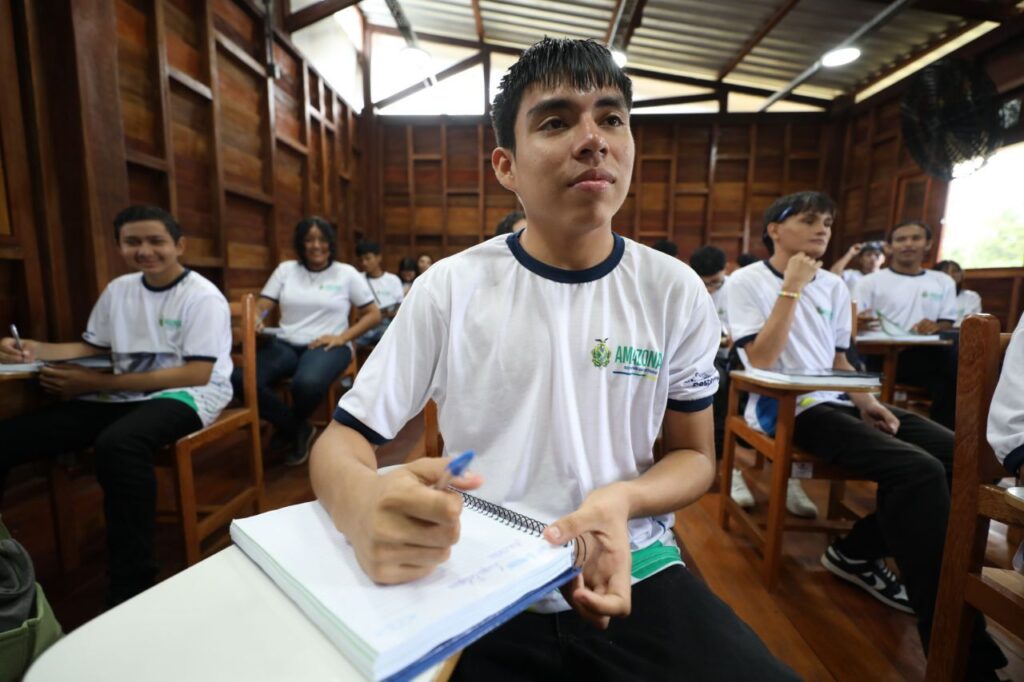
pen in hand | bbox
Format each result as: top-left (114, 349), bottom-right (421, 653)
top-left (9, 324), bottom-right (26, 361)
top-left (433, 450), bottom-right (475, 491)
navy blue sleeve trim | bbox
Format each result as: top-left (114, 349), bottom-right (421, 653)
top-left (937, 319), bottom-right (955, 324)
top-left (733, 334), bottom-right (757, 349)
top-left (259, 294), bottom-right (278, 302)
top-left (836, 346), bottom-right (849, 353)
top-left (333, 407), bottom-right (391, 445)
top-left (667, 395), bottom-right (714, 413)
top-left (1004, 443), bottom-right (1024, 478)
top-left (83, 339), bottom-right (111, 349)
top-left (184, 355), bottom-right (217, 363)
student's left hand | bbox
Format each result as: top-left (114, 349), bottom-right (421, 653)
top-left (544, 484), bottom-right (633, 630)
top-left (38, 365), bottom-right (108, 399)
top-left (859, 400), bottom-right (900, 435)
top-left (911, 319), bottom-right (940, 335)
top-left (309, 334), bottom-right (347, 351)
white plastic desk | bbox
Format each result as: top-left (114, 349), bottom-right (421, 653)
top-left (25, 546), bottom-right (447, 681)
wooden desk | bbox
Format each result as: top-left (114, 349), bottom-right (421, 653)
top-left (855, 336), bottom-right (952, 403)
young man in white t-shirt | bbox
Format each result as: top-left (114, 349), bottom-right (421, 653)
top-left (854, 221), bottom-right (959, 428)
top-left (355, 239), bottom-right (404, 348)
top-left (829, 240), bottom-right (884, 293)
top-left (309, 38), bottom-right (798, 681)
top-left (0, 205), bottom-right (233, 605)
top-left (727, 192), bottom-right (1006, 678)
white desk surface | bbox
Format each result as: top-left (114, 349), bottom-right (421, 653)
top-left (26, 546), bottom-right (444, 682)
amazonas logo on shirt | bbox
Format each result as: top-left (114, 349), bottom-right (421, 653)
top-left (591, 338), bottom-right (663, 380)
top-left (159, 317), bottom-right (182, 329)
top-left (921, 291), bottom-right (943, 301)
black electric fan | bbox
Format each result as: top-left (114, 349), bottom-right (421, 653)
top-left (900, 57), bottom-right (1004, 181)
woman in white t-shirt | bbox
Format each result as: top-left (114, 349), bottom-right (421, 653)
top-left (231, 217), bottom-right (381, 465)
top-left (934, 259), bottom-right (982, 327)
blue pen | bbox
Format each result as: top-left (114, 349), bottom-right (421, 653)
top-left (433, 450), bottom-right (475, 491)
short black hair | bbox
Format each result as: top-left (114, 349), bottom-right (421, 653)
top-left (398, 257), bottom-right (417, 272)
top-left (113, 205), bottom-right (182, 242)
top-left (495, 211), bottom-right (525, 237)
top-left (860, 241), bottom-right (884, 254)
top-left (491, 38), bottom-right (633, 153)
top-left (356, 240), bottom-right (381, 257)
top-left (690, 246), bottom-right (727, 276)
top-left (933, 259), bottom-right (961, 273)
top-left (293, 216), bottom-right (336, 269)
top-left (761, 191), bottom-right (836, 255)
top-left (888, 220), bottom-right (933, 243)
top-left (651, 239), bottom-right (678, 257)
top-left (736, 253), bottom-right (758, 267)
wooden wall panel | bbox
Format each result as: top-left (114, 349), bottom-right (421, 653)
top-left (117, 0), bottom-right (162, 157)
top-left (374, 115), bottom-right (832, 269)
top-left (170, 84), bottom-right (215, 243)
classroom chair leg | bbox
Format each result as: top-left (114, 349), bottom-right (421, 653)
top-left (173, 444), bottom-right (201, 566)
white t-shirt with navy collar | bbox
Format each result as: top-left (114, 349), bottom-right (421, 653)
top-left (260, 261), bottom-right (375, 346)
top-left (80, 269), bottom-right (233, 427)
top-left (334, 230), bottom-right (721, 609)
top-left (853, 268), bottom-right (957, 331)
top-left (726, 261), bottom-right (852, 434)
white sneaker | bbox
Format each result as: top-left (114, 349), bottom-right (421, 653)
top-left (731, 468), bottom-right (755, 508)
top-left (786, 479), bottom-right (818, 518)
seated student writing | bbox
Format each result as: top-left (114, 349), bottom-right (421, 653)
top-left (355, 240), bottom-right (404, 349)
top-left (0, 205), bottom-right (233, 605)
top-left (853, 221), bottom-right (958, 428)
top-left (934, 259), bottom-right (982, 327)
top-left (726, 192), bottom-right (1006, 679)
top-left (829, 240), bottom-right (884, 293)
top-left (233, 217), bottom-right (380, 466)
top-left (690, 244), bottom-right (818, 517)
top-left (309, 38), bottom-right (798, 681)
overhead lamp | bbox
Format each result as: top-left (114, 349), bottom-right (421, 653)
top-left (611, 49), bottom-right (627, 68)
top-left (822, 47), bottom-right (861, 68)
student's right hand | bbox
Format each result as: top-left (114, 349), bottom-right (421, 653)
top-left (0, 337), bottom-right (36, 363)
top-left (782, 253), bottom-right (821, 293)
top-left (347, 457), bottom-right (483, 584)
top-left (857, 310), bottom-right (880, 331)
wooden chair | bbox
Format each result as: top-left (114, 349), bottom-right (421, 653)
top-left (926, 314), bottom-right (1022, 681)
top-left (49, 294), bottom-right (266, 571)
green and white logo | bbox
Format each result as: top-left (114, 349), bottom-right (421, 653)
top-left (158, 317), bottom-right (182, 329)
top-left (591, 338), bottom-right (611, 368)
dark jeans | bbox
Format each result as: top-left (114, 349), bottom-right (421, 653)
top-left (451, 566), bottom-right (800, 682)
top-left (232, 338), bottom-right (351, 436)
top-left (0, 398), bottom-right (201, 604)
top-left (866, 345), bottom-right (958, 428)
top-left (794, 403), bottom-right (1006, 674)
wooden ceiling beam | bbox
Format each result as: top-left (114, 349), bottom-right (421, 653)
top-left (373, 51), bottom-right (485, 110)
top-left (632, 92), bottom-right (720, 108)
top-left (471, 0), bottom-right (485, 43)
top-left (284, 0), bottom-right (360, 33)
top-left (621, 0), bottom-right (648, 50)
top-left (604, 0), bottom-right (625, 44)
top-left (717, 0), bottom-right (801, 81)
top-left (624, 65), bottom-right (831, 108)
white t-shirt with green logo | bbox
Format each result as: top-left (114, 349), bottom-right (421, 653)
top-left (853, 268), bottom-right (957, 331)
top-left (260, 261), bottom-right (375, 346)
top-left (725, 261), bottom-right (853, 435)
top-left (335, 231), bottom-right (721, 610)
top-left (80, 270), bottom-right (233, 427)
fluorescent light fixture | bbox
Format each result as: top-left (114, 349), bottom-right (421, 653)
top-left (822, 47), bottom-right (861, 68)
top-left (611, 50), bottom-right (627, 68)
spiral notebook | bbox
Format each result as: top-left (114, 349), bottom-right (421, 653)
top-left (230, 495), bottom-right (579, 681)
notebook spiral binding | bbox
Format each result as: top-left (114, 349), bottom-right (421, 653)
top-left (455, 491), bottom-right (586, 567)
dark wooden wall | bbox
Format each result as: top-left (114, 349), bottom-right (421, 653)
top-left (5, 0), bottom-right (365, 341)
top-left (373, 114), bottom-right (838, 271)
top-left (834, 21), bottom-right (1024, 331)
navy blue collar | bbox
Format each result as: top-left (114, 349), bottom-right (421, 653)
top-left (763, 258), bottom-right (817, 282)
top-left (142, 268), bottom-right (191, 292)
top-left (506, 229), bottom-right (624, 284)
top-left (888, 267), bottom-right (926, 277)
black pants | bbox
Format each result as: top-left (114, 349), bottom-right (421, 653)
top-left (0, 398), bottom-right (201, 604)
top-left (866, 345), bottom-right (958, 428)
top-left (793, 403), bottom-right (1006, 674)
top-left (451, 566), bottom-right (800, 682)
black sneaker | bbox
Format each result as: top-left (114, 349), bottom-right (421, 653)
top-left (286, 424), bottom-right (316, 466)
top-left (821, 543), bottom-right (915, 614)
